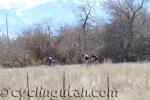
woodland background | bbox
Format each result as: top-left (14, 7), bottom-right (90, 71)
top-left (0, 0), bottom-right (150, 67)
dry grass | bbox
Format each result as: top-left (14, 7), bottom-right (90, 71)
top-left (0, 62), bottom-right (150, 100)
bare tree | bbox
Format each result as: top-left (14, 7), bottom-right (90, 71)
top-left (104, 0), bottom-right (148, 62)
top-left (77, 0), bottom-right (96, 33)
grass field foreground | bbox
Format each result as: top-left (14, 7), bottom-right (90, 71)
top-left (0, 62), bottom-right (150, 100)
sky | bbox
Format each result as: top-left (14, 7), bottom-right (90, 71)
top-left (0, 0), bottom-right (149, 37)
top-left (0, 0), bottom-right (107, 37)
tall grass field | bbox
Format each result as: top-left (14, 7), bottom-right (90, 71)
top-left (0, 62), bottom-right (150, 100)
